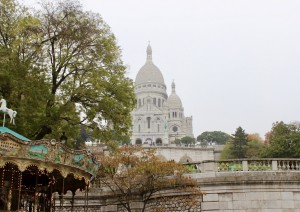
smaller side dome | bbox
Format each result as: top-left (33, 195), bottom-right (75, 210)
top-left (166, 81), bottom-right (182, 108)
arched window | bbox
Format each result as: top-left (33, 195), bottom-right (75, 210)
top-left (153, 98), bottom-right (156, 105)
top-left (138, 124), bottom-right (140, 133)
top-left (147, 117), bottom-right (151, 129)
top-left (173, 126), bottom-right (178, 132)
top-left (139, 99), bottom-right (142, 107)
top-left (158, 99), bottom-right (161, 107)
top-left (158, 124), bottom-right (160, 132)
top-left (156, 138), bottom-right (162, 146)
top-left (136, 139), bottom-right (142, 145)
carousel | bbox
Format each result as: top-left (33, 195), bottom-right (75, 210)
top-left (0, 99), bottom-right (99, 211)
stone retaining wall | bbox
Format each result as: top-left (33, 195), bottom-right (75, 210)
top-left (55, 159), bottom-right (300, 211)
top-left (195, 171), bottom-right (300, 212)
top-left (145, 196), bottom-right (201, 212)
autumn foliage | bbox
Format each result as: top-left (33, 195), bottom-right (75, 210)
top-left (98, 145), bottom-right (202, 211)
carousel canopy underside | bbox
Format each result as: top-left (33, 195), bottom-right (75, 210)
top-left (0, 128), bottom-right (99, 211)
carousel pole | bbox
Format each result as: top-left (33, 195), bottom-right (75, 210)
top-left (71, 192), bottom-right (75, 212)
top-left (2, 168), bottom-right (6, 210)
top-left (86, 182), bottom-right (89, 209)
top-left (62, 178), bottom-right (65, 211)
top-left (84, 185), bottom-right (87, 211)
top-left (7, 166), bottom-right (14, 211)
top-left (3, 113), bottom-right (5, 127)
top-left (0, 168), bottom-right (3, 200)
top-left (17, 171), bottom-right (22, 210)
top-left (34, 171), bottom-right (38, 212)
top-left (50, 180), bottom-right (53, 212)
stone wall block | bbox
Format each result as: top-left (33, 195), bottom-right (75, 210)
top-left (233, 192), bottom-right (246, 201)
top-left (261, 209), bottom-right (282, 212)
top-left (203, 193), bottom-right (219, 202)
top-left (232, 201), bottom-right (248, 209)
top-left (201, 202), bottom-right (219, 210)
top-left (250, 200), bottom-right (264, 209)
top-left (281, 200), bottom-right (294, 209)
top-left (282, 209), bottom-right (297, 212)
top-left (247, 210), bottom-right (261, 212)
top-left (246, 191), bottom-right (264, 200)
top-left (218, 201), bottom-right (230, 209)
top-left (293, 191), bottom-right (300, 200)
top-left (281, 191), bottom-right (293, 200)
top-left (264, 200), bottom-right (282, 209)
top-left (294, 200), bottom-right (300, 209)
top-left (264, 191), bottom-right (281, 200)
top-left (219, 192), bottom-right (233, 201)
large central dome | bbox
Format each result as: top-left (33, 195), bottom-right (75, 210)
top-left (135, 44), bottom-right (165, 85)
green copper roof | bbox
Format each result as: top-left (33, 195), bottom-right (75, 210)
top-left (0, 127), bottom-right (31, 142)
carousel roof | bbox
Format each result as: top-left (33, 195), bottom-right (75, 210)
top-left (0, 127), bottom-right (99, 183)
top-left (0, 126), bottom-right (31, 142)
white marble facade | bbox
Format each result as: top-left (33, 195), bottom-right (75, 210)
top-left (131, 44), bottom-right (193, 145)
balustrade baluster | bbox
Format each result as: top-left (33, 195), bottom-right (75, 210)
top-left (297, 161), bottom-right (300, 170)
top-left (284, 161), bottom-right (288, 170)
top-left (254, 161), bottom-right (258, 171)
top-left (277, 160), bottom-right (282, 170)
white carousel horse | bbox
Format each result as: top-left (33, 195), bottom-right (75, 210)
top-left (6, 108), bottom-right (17, 125)
top-left (0, 98), bottom-right (7, 112)
top-left (0, 98), bottom-right (17, 125)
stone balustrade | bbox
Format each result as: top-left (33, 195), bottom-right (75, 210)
top-left (184, 158), bottom-right (300, 173)
top-left (56, 158), bottom-right (300, 211)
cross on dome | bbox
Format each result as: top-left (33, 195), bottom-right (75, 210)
top-left (147, 42), bottom-right (152, 61)
top-left (172, 80), bottom-right (176, 93)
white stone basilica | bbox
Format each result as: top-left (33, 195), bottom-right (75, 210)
top-left (131, 44), bottom-right (194, 145)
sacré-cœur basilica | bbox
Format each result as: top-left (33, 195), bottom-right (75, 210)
top-left (131, 44), bottom-right (194, 145)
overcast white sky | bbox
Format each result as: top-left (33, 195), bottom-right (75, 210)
top-left (24, 0), bottom-right (300, 138)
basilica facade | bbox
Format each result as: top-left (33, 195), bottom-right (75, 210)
top-left (131, 44), bottom-right (193, 145)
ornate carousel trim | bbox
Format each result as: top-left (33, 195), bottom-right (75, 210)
top-left (0, 132), bottom-right (99, 178)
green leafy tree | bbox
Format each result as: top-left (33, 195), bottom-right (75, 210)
top-left (174, 138), bottom-right (181, 146)
top-left (200, 140), bottom-right (208, 147)
top-left (221, 127), bottom-right (248, 159)
top-left (261, 121), bottom-right (300, 158)
top-left (197, 131), bottom-right (232, 145)
top-left (232, 127), bottom-right (248, 158)
top-left (181, 136), bottom-right (195, 146)
top-left (0, 0), bottom-right (50, 137)
top-left (0, 0), bottom-right (135, 144)
top-left (220, 141), bottom-right (234, 159)
top-left (245, 133), bottom-right (264, 158)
